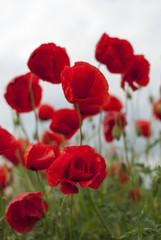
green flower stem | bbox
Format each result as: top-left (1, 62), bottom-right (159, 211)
top-left (29, 73), bottom-right (39, 141)
top-left (70, 195), bottom-right (73, 240)
top-left (76, 103), bottom-right (83, 146)
top-left (16, 113), bottom-right (30, 142)
top-left (98, 107), bottom-right (103, 154)
top-left (87, 188), bottom-right (114, 240)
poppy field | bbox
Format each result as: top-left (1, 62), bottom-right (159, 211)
top-left (0, 33), bottom-right (161, 240)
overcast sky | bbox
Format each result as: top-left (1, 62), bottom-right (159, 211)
top-left (1, 0), bottom-right (161, 134)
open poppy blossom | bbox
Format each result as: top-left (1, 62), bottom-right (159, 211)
top-left (6, 192), bottom-right (48, 233)
top-left (129, 188), bottom-right (141, 203)
top-left (121, 55), bottom-right (150, 91)
top-left (4, 72), bottom-right (42, 113)
top-left (41, 130), bottom-right (63, 146)
top-left (38, 104), bottom-right (55, 121)
top-left (61, 62), bottom-right (109, 115)
top-left (0, 127), bottom-right (24, 165)
top-left (24, 142), bottom-right (60, 171)
top-left (50, 108), bottom-right (80, 139)
top-left (153, 99), bottom-right (161, 121)
top-left (103, 111), bottom-right (126, 142)
top-left (103, 94), bottom-right (123, 112)
top-left (27, 43), bottom-right (70, 84)
top-left (135, 120), bottom-right (151, 138)
top-left (0, 164), bottom-right (13, 191)
top-left (47, 145), bottom-right (106, 194)
top-left (95, 33), bottom-right (134, 73)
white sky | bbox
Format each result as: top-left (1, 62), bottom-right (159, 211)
top-left (1, 0), bottom-right (161, 134)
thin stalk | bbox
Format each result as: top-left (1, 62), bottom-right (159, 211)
top-left (70, 195), bottom-right (73, 240)
top-left (75, 103), bottom-right (83, 146)
top-left (17, 113), bottom-right (30, 141)
top-left (29, 73), bottom-right (39, 141)
top-left (98, 107), bottom-right (103, 154)
top-left (87, 188), bottom-right (114, 239)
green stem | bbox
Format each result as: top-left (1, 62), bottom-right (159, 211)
top-left (29, 73), bottom-right (39, 141)
top-left (98, 107), bottom-right (103, 154)
top-left (87, 188), bottom-right (114, 239)
top-left (70, 195), bottom-right (73, 240)
top-left (17, 113), bottom-right (30, 141)
top-left (75, 103), bottom-right (83, 146)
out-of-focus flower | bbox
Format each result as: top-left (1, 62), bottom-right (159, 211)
top-left (27, 43), bottom-right (70, 84)
top-left (41, 130), bottom-right (62, 146)
top-left (4, 73), bottom-right (42, 113)
top-left (0, 164), bottom-right (13, 191)
top-left (95, 33), bottom-right (134, 73)
top-left (135, 120), bottom-right (151, 138)
top-left (129, 188), bottom-right (141, 203)
top-left (153, 99), bottom-right (161, 121)
top-left (6, 192), bottom-right (48, 233)
top-left (103, 94), bottom-right (123, 112)
top-left (38, 104), bottom-right (55, 121)
top-left (121, 55), bottom-right (150, 91)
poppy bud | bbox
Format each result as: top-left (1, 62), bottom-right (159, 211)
top-left (112, 125), bottom-right (121, 140)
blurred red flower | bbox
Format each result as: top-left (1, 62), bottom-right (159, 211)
top-left (61, 62), bottom-right (109, 115)
top-left (103, 111), bottom-right (126, 142)
top-left (95, 33), bottom-right (134, 73)
top-left (4, 73), bottom-right (42, 113)
top-left (0, 164), bottom-right (13, 191)
top-left (47, 145), bottom-right (106, 194)
top-left (153, 99), bottom-right (161, 121)
top-left (121, 55), bottom-right (150, 91)
top-left (27, 43), bottom-right (70, 84)
top-left (41, 130), bottom-right (62, 146)
top-left (38, 104), bottom-right (55, 121)
top-left (135, 120), bottom-right (151, 138)
top-left (129, 188), bottom-right (141, 203)
top-left (24, 142), bottom-right (60, 171)
top-left (50, 108), bottom-right (80, 139)
top-left (6, 192), bottom-right (48, 233)
top-left (0, 127), bottom-right (24, 165)
top-left (103, 94), bottom-right (123, 112)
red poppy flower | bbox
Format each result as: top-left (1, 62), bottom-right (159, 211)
top-left (27, 43), bottom-right (70, 84)
top-left (121, 55), bottom-right (150, 91)
top-left (4, 73), bottom-right (42, 113)
top-left (135, 120), bottom-right (151, 138)
top-left (118, 169), bottom-right (129, 185)
top-left (103, 94), bottom-right (123, 112)
top-left (0, 164), bottom-right (13, 191)
top-left (61, 62), bottom-right (109, 115)
top-left (103, 111), bottom-right (126, 142)
top-left (153, 99), bottom-right (161, 120)
top-left (0, 127), bottom-right (24, 165)
top-left (47, 145), bottom-right (106, 194)
top-left (95, 33), bottom-right (134, 73)
top-left (6, 192), bottom-right (48, 233)
top-left (41, 130), bottom-right (62, 146)
top-left (38, 104), bottom-right (55, 121)
top-left (50, 108), bottom-right (80, 139)
top-left (129, 188), bottom-right (141, 203)
top-left (24, 142), bottom-right (60, 171)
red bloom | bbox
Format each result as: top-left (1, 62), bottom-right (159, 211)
top-left (0, 127), bottom-right (24, 165)
top-left (41, 130), bottom-right (62, 146)
top-left (50, 108), bottom-right (80, 139)
top-left (6, 192), bottom-right (48, 233)
top-left (95, 33), bottom-right (134, 73)
top-left (118, 169), bottom-right (129, 185)
top-left (129, 188), bottom-right (141, 203)
top-left (103, 111), bottom-right (126, 142)
top-left (121, 55), bottom-right (150, 91)
top-left (61, 62), bottom-right (109, 115)
top-left (24, 142), bottom-right (60, 171)
top-left (47, 145), bottom-right (106, 194)
top-left (38, 104), bottom-right (55, 121)
top-left (0, 164), bottom-right (12, 190)
top-left (27, 43), bottom-right (70, 84)
top-left (103, 94), bottom-right (123, 112)
top-left (4, 73), bottom-right (42, 113)
top-left (135, 120), bottom-right (151, 138)
top-left (153, 99), bottom-right (161, 120)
